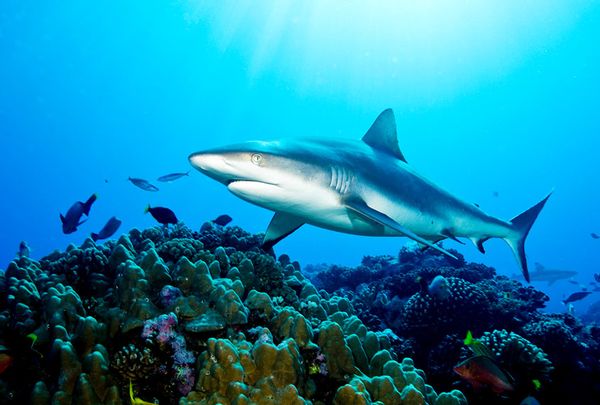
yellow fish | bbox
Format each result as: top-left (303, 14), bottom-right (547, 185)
top-left (129, 380), bottom-right (157, 405)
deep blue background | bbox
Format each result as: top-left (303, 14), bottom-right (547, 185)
top-left (1, 1), bottom-right (599, 313)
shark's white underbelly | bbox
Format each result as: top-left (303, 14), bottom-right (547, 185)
top-left (228, 176), bottom-right (506, 240)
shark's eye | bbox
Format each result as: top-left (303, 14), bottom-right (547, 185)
top-left (251, 153), bottom-right (263, 165)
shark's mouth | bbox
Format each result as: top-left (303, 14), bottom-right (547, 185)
top-left (227, 179), bottom-right (278, 187)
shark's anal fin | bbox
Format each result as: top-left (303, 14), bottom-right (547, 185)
top-left (262, 212), bottom-right (305, 251)
top-left (343, 196), bottom-right (458, 260)
top-left (469, 237), bottom-right (489, 254)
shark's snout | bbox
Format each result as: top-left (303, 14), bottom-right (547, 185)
top-left (189, 152), bottom-right (237, 184)
top-left (188, 151), bottom-right (248, 185)
top-left (189, 152), bottom-right (221, 172)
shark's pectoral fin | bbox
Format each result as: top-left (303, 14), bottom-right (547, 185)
top-left (417, 237), bottom-right (446, 252)
top-left (262, 212), bottom-right (305, 250)
top-left (343, 196), bottom-right (458, 260)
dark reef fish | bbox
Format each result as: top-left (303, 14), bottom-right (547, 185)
top-left (145, 205), bottom-right (178, 225)
top-left (562, 291), bottom-right (593, 305)
top-left (211, 214), bottom-right (233, 226)
top-left (60, 193), bottom-right (97, 234)
top-left (454, 355), bottom-right (515, 394)
top-left (189, 108), bottom-right (550, 282)
top-left (157, 171), bottom-right (190, 182)
top-left (591, 232), bottom-right (599, 239)
top-left (91, 216), bottom-right (122, 241)
top-left (428, 275), bottom-right (450, 300)
top-left (17, 241), bottom-right (30, 259)
top-left (520, 396), bottom-right (541, 405)
top-left (128, 177), bottom-right (159, 192)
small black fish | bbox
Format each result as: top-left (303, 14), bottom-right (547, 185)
top-left (157, 171), bottom-right (190, 183)
top-left (128, 177), bottom-right (159, 192)
top-left (591, 232), bottom-right (600, 239)
top-left (60, 193), bottom-right (97, 234)
top-left (562, 291), bottom-right (593, 305)
top-left (211, 214), bottom-right (233, 226)
top-left (145, 205), bottom-right (178, 225)
top-left (91, 216), bottom-right (122, 241)
top-left (18, 241), bottom-right (30, 259)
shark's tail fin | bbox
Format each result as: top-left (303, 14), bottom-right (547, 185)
top-left (504, 192), bottom-right (552, 282)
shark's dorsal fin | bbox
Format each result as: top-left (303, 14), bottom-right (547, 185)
top-left (362, 109), bottom-right (407, 163)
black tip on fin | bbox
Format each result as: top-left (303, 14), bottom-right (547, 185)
top-left (260, 241), bottom-right (277, 258)
top-left (506, 191), bottom-right (552, 283)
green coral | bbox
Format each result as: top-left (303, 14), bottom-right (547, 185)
top-left (190, 336), bottom-right (309, 404)
top-left (272, 308), bottom-right (313, 348)
top-left (317, 320), bottom-right (356, 379)
top-left (172, 257), bottom-right (213, 296)
top-left (480, 329), bottom-right (553, 382)
top-left (156, 238), bottom-right (204, 266)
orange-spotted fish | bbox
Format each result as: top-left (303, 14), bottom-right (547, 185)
top-left (454, 355), bottom-right (515, 394)
top-left (0, 353), bottom-right (13, 374)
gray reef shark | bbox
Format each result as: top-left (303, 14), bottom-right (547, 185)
top-left (513, 262), bottom-right (578, 286)
top-left (189, 109), bottom-right (551, 281)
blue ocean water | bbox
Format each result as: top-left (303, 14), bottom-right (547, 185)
top-left (1, 0), bottom-right (599, 316)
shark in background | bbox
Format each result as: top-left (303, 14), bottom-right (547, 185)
top-left (189, 109), bottom-right (551, 281)
top-left (513, 262), bottom-right (579, 286)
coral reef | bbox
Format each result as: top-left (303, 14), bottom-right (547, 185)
top-left (0, 222), bottom-right (462, 404)
top-left (308, 245), bottom-right (600, 404)
top-left (402, 277), bottom-right (489, 339)
top-left (478, 329), bottom-right (553, 381)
